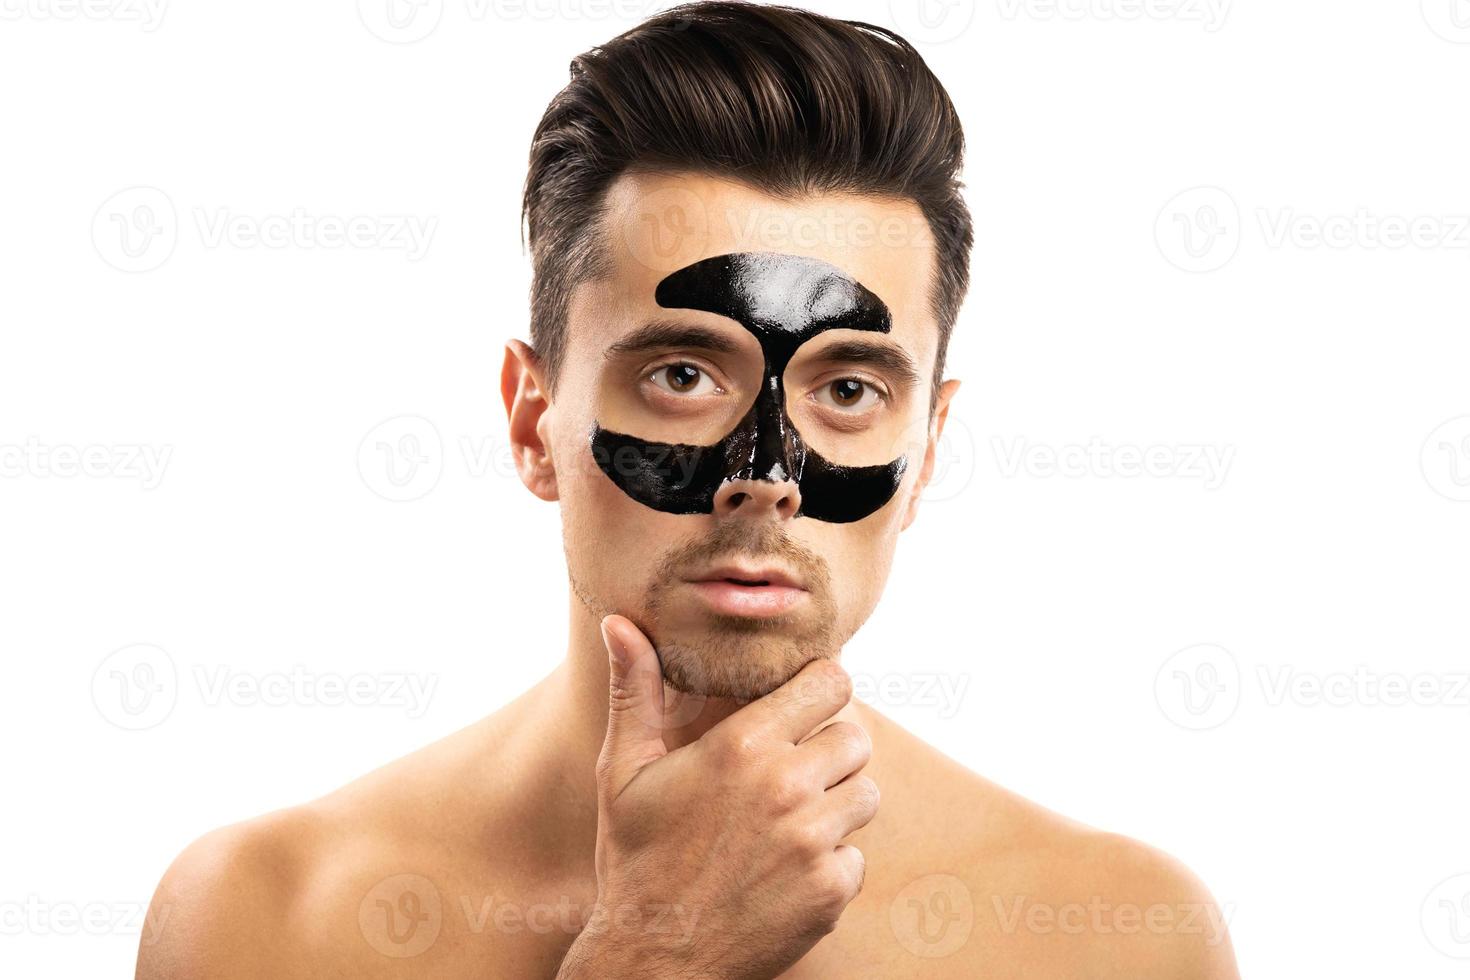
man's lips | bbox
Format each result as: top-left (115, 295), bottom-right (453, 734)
top-left (685, 563), bottom-right (808, 617)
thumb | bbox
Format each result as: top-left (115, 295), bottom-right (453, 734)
top-left (597, 614), bottom-right (668, 800)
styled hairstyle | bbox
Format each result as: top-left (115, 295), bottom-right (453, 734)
top-left (521, 0), bottom-right (972, 402)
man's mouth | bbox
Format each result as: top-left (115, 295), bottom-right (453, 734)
top-left (685, 563), bottom-right (809, 618)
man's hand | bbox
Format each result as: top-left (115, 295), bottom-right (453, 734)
top-left (556, 615), bottom-right (878, 980)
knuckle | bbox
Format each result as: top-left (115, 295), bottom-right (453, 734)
top-left (828, 721), bottom-right (871, 758)
top-left (607, 676), bottom-right (637, 704)
top-left (731, 730), bottom-right (764, 762)
top-left (839, 847), bottom-right (866, 896)
top-left (812, 871), bottom-right (854, 922)
top-left (810, 659), bottom-right (852, 702)
top-left (792, 659), bottom-right (848, 707)
top-left (787, 821), bottom-right (830, 858)
top-left (850, 775), bottom-right (881, 815)
top-left (766, 769), bottom-right (809, 813)
top-left (713, 728), bottom-right (762, 767)
top-left (812, 909), bottom-right (842, 936)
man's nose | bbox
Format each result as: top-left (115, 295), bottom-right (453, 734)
top-left (712, 474), bottom-right (802, 520)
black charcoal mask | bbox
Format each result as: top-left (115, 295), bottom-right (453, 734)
top-left (590, 252), bottom-right (908, 524)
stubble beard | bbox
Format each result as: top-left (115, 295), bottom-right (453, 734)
top-left (571, 520), bottom-right (840, 701)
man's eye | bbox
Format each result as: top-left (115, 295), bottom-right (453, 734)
top-left (649, 363), bottom-right (718, 396)
top-left (815, 378), bottom-right (880, 411)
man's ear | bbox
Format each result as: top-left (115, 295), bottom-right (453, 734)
top-left (501, 339), bottom-right (558, 502)
top-left (901, 378), bottom-right (961, 531)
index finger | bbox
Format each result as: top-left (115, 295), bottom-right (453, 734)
top-left (710, 658), bottom-right (853, 747)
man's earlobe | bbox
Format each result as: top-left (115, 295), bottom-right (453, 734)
top-left (901, 378), bottom-right (962, 531)
top-left (502, 339), bottom-right (558, 502)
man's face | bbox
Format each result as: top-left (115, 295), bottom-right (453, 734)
top-left (544, 171), bottom-right (951, 699)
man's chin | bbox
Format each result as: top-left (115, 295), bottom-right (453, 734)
top-left (652, 619), bottom-right (834, 701)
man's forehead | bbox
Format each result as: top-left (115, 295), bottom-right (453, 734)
top-left (579, 170), bottom-right (940, 358)
top-left (602, 170), bottom-right (934, 284)
top-left (655, 252), bottom-right (891, 342)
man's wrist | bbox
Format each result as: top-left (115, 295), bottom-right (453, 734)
top-left (556, 932), bottom-right (652, 979)
top-left (556, 931), bottom-right (710, 980)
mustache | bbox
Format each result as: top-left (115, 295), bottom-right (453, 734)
top-left (653, 521), bottom-right (831, 594)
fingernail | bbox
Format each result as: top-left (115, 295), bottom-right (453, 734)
top-left (601, 616), bottom-right (629, 668)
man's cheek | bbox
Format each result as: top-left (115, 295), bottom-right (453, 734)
top-left (821, 526), bottom-right (895, 606)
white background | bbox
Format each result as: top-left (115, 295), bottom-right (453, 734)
top-left (3, 0), bottom-right (1469, 976)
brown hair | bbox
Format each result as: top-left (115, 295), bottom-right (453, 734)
top-left (521, 0), bottom-right (972, 403)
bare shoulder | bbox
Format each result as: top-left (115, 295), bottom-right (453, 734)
top-left (137, 687), bottom-right (568, 979)
top-left (136, 805), bottom-right (334, 979)
top-left (851, 707), bottom-right (1240, 979)
top-left (994, 822), bottom-right (1241, 980)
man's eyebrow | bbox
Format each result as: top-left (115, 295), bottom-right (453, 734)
top-left (604, 321), bottom-right (742, 359)
top-left (809, 338), bottom-right (922, 389)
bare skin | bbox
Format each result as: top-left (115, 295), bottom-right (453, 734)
top-left (137, 645), bottom-right (1237, 978)
top-left (137, 173), bottom-right (1240, 979)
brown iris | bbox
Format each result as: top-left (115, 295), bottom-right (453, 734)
top-left (829, 379), bottom-right (864, 405)
top-left (663, 364), bottom-right (702, 392)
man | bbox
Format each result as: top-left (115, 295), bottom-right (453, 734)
top-left (138, 3), bottom-right (1240, 977)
